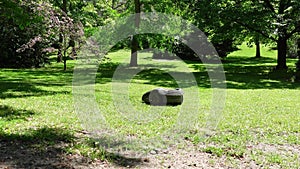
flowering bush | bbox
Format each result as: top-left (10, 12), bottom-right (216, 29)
top-left (0, 0), bottom-right (84, 68)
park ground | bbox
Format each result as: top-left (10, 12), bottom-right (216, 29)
top-left (0, 44), bottom-right (300, 168)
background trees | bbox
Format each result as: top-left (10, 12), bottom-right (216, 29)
top-left (209, 0), bottom-right (300, 69)
top-left (1, 0), bottom-right (300, 71)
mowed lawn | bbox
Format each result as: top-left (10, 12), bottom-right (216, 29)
top-left (0, 44), bottom-right (299, 168)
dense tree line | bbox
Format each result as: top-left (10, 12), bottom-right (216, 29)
top-left (1, 0), bottom-right (300, 71)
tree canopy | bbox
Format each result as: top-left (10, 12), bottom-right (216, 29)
top-left (209, 0), bottom-right (300, 69)
top-left (1, 0), bottom-right (299, 70)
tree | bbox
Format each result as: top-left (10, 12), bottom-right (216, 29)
top-left (49, 0), bottom-right (81, 69)
top-left (0, 0), bottom-right (84, 69)
top-left (244, 32), bottom-right (266, 58)
top-left (129, 0), bottom-right (141, 67)
top-left (211, 0), bottom-right (300, 69)
top-left (48, 0), bottom-right (86, 70)
top-left (56, 0), bottom-right (68, 63)
top-left (58, 13), bottom-right (83, 71)
top-left (255, 36), bottom-right (261, 58)
top-left (0, 0), bottom-right (54, 68)
top-left (158, 0), bottom-right (243, 58)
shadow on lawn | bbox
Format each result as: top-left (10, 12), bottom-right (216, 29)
top-left (0, 125), bottom-right (145, 168)
top-left (0, 105), bottom-right (74, 168)
top-left (0, 127), bottom-right (76, 169)
top-left (222, 56), bottom-right (300, 89)
top-left (0, 68), bottom-right (72, 99)
top-left (0, 105), bottom-right (145, 168)
top-left (0, 105), bottom-right (35, 121)
top-left (0, 81), bottom-right (70, 99)
top-left (190, 56), bottom-right (300, 89)
top-left (96, 58), bottom-right (300, 89)
top-left (224, 65), bottom-right (299, 89)
top-left (96, 61), bottom-right (181, 88)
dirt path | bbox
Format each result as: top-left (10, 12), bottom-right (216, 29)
top-left (0, 139), bottom-right (262, 169)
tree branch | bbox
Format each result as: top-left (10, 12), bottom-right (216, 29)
top-left (262, 0), bottom-right (276, 14)
top-left (286, 0), bottom-right (292, 8)
top-left (287, 22), bottom-right (300, 39)
top-left (112, 2), bottom-right (126, 10)
top-left (234, 19), bottom-right (277, 41)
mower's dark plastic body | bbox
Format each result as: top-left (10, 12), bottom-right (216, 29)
top-left (142, 88), bottom-right (183, 106)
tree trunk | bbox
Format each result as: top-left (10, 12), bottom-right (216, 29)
top-left (275, 4), bottom-right (288, 70)
top-left (62, 0), bottom-right (67, 13)
top-left (276, 36), bottom-right (288, 69)
top-left (57, 0), bottom-right (66, 63)
top-left (62, 0), bottom-right (67, 70)
top-left (57, 49), bottom-right (62, 62)
top-left (297, 38), bottom-right (300, 57)
top-left (63, 58), bottom-right (67, 71)
top-left (57, 34), bottom-right (63, 62)
top-left (255, 40), bottom-right (261, 58)
top-left (295, 39), bottom-right (300, 81)
top-left (130, 35), bottom-right (138, 67)
top-left (112, 0), bottom-right (116, 9)
top-left (130, 0), bottom-right (140, 67)
top-left (63, 40), bottom-right (67, 71)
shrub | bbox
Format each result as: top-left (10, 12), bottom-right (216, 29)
top-left (0, 0), bottom-right (84, 68)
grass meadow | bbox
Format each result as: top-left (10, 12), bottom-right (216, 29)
top-left (0, 44), bottom-right (299, 168)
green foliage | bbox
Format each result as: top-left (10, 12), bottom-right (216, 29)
top-left (207, 0), bottom-right (300, 68)
top-left (186, 0), bottom-right (243, 57)
top-left (2, 0), bottom-right (300, 69)
top-left (141, 0), bottom-right (241, 58)
top-left (0, 0), bottom-right (46, 67)
top-left (287, 34), bottom-right (300, 58)
top-left (48, 0), bottom-right (123, 35)
top-left (0, 0), bottom-right (84, 68)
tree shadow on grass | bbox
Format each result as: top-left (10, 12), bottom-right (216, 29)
top-left (95, 57), bottom-right (300, 90)
top-left (97, 62), bottom-right (213, 89)
top-left (96, 62), bottom-right (120, 84)
top-left (0, 68), bottom-right (72, 99)
top-left (0, 126), bottom-right (146, 168)
top-left (0, 105), bottom-right (146, 168)
top-left (191, 56), bottom-right (300, 89)
top-left (221, 56), bottom-right (277, 64)
top-left (0, 105), bottom-right (35, 121)
top-left (132, 69), bottom-right (179, 88)
top-left (95, 61), bottom-right (179, 86)
top-left (0, 127), bottom-right (77, 169)
top-left (222, 57), bottom-right (300, 89)
top-left (0, 68), bottom-right (74, 85)
top-left (224, 65), bottom-right (300, 89)
top-left (0, 81), bottom-right (70, 99)
top-left (95, 61), bottom-right (178, 88)
top-left (0, 105), bottom-right (75, 168)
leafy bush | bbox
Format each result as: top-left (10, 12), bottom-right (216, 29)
top-left (287, 35), bottom-right (300, 58)
top-left (0, 0), bottom-right (83, 68)
top-left (212, 39), bottom-right (239, 58)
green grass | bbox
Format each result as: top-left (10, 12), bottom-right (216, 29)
top-left (1, 45), bottom-right (300, 168)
